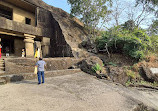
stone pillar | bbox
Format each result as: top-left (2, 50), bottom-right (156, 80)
top-left (24, 34), bottom-right (35, 58)
top-left (42, 37), bottom-right (50, 57)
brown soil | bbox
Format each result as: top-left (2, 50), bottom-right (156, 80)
top-left (98, 53), bottom-right (136, 66)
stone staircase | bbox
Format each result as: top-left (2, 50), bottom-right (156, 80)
top-left (0, 59), bottom-right (5, 73)
top-left (0, 57), bottom-right (83, 85)
top-left (0, 78), bottom-right (6, 85)
top-left (0, 69), bottom-right (82, 85)
top-left (0, 59), bottom-right (6, 85)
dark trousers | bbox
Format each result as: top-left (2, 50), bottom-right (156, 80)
top-left (37, 71), bottom-right (44, 84)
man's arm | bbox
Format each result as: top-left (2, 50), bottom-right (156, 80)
top-left (44, 61), bottom-right (46, 67)
top-left (35, 62), bottom-right (38, 67)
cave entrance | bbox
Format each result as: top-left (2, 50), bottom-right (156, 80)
top-left (0, 35), bottom-right (14, 55)
top-left (0, 34), bottom-right (25, 57)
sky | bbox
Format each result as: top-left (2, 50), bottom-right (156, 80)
top-left (42, 0), bottom-right (154, 29)
top-left (42, 0), bottom-right (71, 13)
top-left (42, 0), bottom-right (134, 14)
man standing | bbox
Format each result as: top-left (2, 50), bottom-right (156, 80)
top-left (35, 57), bottom-right (46, 84)
top-left (22, 48), bottom-right (25, 57)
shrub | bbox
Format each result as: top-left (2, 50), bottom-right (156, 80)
top-left (140, 81), bottom-right (158, 87)
top-left (132, 64), bottom-right (140, 72)
top-left (96, 26), bottom-right (153, 60)
top-left (126, 79), bottom-right (133, 86)
top-left (145, 54), bottom-right (157, 62)
top-left (92, 63), bottom-right (102, 73)
top-left (108, 62), bottom-right (117, 67)
top-left (126, 70), bottom-right (136, 79)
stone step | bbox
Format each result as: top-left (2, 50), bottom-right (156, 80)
top-left (0, 63), bottom-right (4, 65)
top-left (0, 71), bottom-right (5, 73)
top-left (0, 79), bottom-right (6, 85)
top-left (0, 72), bottom-right (6, 76)
top-left (0, 61), bottom-right (4, 64)
top-left (0, 67), bottom-right (5, 71)
top-left (0, 69), bottom-right (82, 84)
top-left (0, 59), bottom-right (5, 71)
top-left (0, 60), bottom-right (4, 63)
top-left (0, 63), bottom-right (4, 67)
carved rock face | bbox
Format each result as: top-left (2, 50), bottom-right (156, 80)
top-left (24, 0), bottom-right (88, 58)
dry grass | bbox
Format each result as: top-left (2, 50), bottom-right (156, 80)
top-left (98, 53), bottom-right (135, 66)
top-left (146, 54), bottom-right (157, 62)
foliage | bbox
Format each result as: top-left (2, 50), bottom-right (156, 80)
top-left (92, 63), bottom-right (102, 73)
top-left (126, 80), bottom-right (158, 87)
top-left (149, 34), bottom-right (158, 52)
top-left (148, 19), bottom-right (158, 35)
top-left (132, 63), bottom-right (140, 72)
top-left (126, 70), bottom-right (136, 79)
top-left (95, 25), bottom-right (156, 60)
top-left (146, 54), bottom-right (157, 62)
top-left (140, 80), bottom-right (158, 87)
top-left (108, 62), bottom-right (117, 67)
top-left (126, 80), bottom-right (133, 86)
top-left (122, 20), bottom-right (136, 31)
top-left (67, 0), bottom-right (112, 36)
top-left (136, 0), bottom-right (158, 17)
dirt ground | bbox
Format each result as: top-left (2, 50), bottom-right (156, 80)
top-left (98, 53), bottom-right (136, 66)
top-left (0, 72), bottom-right (157, 111)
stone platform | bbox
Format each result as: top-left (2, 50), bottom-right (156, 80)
top-left (0, 57), bottom-right (83, 84)
top-left (0, 69), bottom-right (81, 84)
top-left (0, 72), bottom-right (157, 111)
top-left (1, 57), bottom-right (82, 75)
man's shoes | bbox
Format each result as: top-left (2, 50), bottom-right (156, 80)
top-left (38, 83), bottom-right (41, 85)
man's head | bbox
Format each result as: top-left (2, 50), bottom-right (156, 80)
top-left (39, 57), bottom-right (43, 60)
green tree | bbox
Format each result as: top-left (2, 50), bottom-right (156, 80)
top-left (136, 0), bottom-right (158, 17)
top-left (96, 26), bottom-right (152, 60)
top-left (148, 19), bottom-right (158, 35)
top-left (122, 20), bottom-right (136, 31)
top-left (67, 0), bottom-right (112, 36)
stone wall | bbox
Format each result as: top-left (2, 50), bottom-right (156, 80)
top-left (4, 58), bottom-right (82, 74)
top-left (36, 7), bottom-right (52, 29)
top-left (36, 7), bottom-right (74, 57)
top-left (0, 1), bottom-right (36, 26)
top-left (13, 5), bottom-right (35, 26)
top-left (24, 0), bottom-right (90, 58)
top-left (0, 0), bottom-right (91, 58)
top-left (0, 17), bottom-right (52, 38)
top-left (14, 38), bottom-right (25, 56)
top-left (50, 14), bottom-right (73, 57)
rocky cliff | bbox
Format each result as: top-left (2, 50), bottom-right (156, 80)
top-left (24, 0), bottom-right (90, 58)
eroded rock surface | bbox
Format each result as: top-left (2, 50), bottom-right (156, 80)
top-left (108, 66), bottom-right (129, 85)
top-left (78, 56), bottom-right (106, 76)
top-left (0, 72), bottom-right (157, 111)
top-left (141, 65), bottom-right (158, 82)
top-left (23, 0), bottom-right (90, 58)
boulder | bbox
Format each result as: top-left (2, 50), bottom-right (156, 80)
top-left (141, 65), bottom-right (158, 82)
top-left (79, 39), bottom-right (98, 54)
top-left (0, 78), bottom-right (6, 85)
top-left (108, 66), bottom-right (129, 85)
top-left (78, 56), bottom-right (106, 77)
